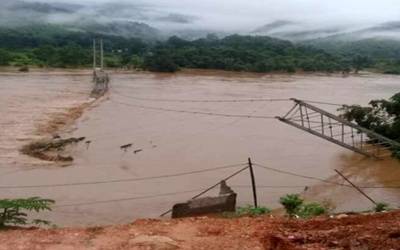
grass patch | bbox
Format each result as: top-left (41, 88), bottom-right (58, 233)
top-left (222, 205), bottom-right (271, 218)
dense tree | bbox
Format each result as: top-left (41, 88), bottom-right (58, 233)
top-left (0, 49), bottom-right (12, 65)
top-left (0, 24), bottom-right (398, 74)
top-left (143, 51), bottom-right (179, 72)
top-left (352, 55), bottom-right (372, 73)
top-left (57, 44), bottom-right (91, 67)
top-left (340, 93), bottom-right (400, 157)
top-left (142, 35), bottom-right (347, 73)
top-left (128, 55), bottom-right (144, 69)
top-left (32, 45), bottom-right (57, 66)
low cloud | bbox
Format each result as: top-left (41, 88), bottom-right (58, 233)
top-left (2, 0), bottom-right (400, 38)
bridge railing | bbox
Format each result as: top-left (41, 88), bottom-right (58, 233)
top-left (277, 99), bottom-right (400, 159)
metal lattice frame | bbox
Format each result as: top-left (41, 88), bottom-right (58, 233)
top-left (277, 99), bottom-right (400, 159)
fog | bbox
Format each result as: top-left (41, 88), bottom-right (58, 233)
top-left (2, 0), bottom-right (400, 39)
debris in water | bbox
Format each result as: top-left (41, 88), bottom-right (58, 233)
top-left (134, 149), bottom-right (143, 154)
top-left (150, 140), bottom-right (157, 148)
top-left (77, 137), bottom-right (86, 141)
top-left (120, 143), bottom-right (133, 152)
top-left (85, 140), bottom-right (92, 150)
top-left (21, 137), bottom-right (85, 162)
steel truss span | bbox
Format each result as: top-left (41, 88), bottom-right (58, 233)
top-left (277, 99), bottom-right (400, 159)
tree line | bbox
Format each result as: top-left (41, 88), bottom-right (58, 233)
top-left (0, 25), bottom-right (147, 68)
top-left (141, 35), bottom-right (369, 73)
top-left (0, 25), bottom-right (397, 74)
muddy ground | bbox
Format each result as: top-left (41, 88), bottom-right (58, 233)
top-left (0, 211), bottom-right (399, 249)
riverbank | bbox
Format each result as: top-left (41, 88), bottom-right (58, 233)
top-left (3, 65), bottom-right (398, 77)
top-left (0, 210), bottom-right (399, 249)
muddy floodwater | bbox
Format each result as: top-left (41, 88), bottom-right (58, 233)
top-left (1, 69), bottom-right (400, 227)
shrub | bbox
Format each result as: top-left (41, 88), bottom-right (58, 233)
top-left (384, 69), bottom-right (400, 75)
top-left (104, 56), bottom-right (122, 68)
top-left (222, 205), bottom-right (271, 218)
top-left (143, 51), bottom-right (179, 73)
top-left (374, 202), bottom-right (389, 212)
top-left (297, 202), bottom-right (326, 218)
top-left (129, 55), bottom-right (144, 69)
top-left (280, 194), bottom-right (327, 218)
top-left (0, 197), bottom-right (55, 228)
top-left (0, 49), bottom-right (12, 65)
top-left (280, 194), bottom-right (303, 216)
top-left (11, 53), bottom-right (34, 67)
top-left (19, 66), bottom-right (29, 72)
top-left (236, 205), bottom-right (271, 217)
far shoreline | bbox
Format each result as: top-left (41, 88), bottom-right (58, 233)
top-left (0, 66), bottom-right (394, 78)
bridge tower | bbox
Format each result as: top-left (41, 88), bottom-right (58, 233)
top-left (92, 38), bottom-right (104, 71)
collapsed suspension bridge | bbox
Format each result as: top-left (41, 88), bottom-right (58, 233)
top-left (111, 89), bottom-right (400, 159)
top-left (90, 38), bottom-right (399, 159)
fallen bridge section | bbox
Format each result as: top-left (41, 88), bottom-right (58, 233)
top-left (277, 98), bottom-right (400, 159)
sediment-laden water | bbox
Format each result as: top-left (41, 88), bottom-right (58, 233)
top-left (1, 69), bottom-right (400, 226)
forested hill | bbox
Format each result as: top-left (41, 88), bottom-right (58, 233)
top-left (0, 25), bottom-right (147, 50)
top-left (143, 35), bottom-right (348, 73)
top-left (304, 38), bottom-right (400, 74)
top-left (0, 25), bottom-right (148, 67)
top-left (0, 25), bottom-right (398, 74)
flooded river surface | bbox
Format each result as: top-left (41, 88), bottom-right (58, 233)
top-left (1, 69), bottom-right (400, 226)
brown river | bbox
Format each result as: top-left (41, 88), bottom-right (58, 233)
top-left (1, 69), bottom-right (400, 227)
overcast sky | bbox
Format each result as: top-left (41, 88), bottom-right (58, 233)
top-left (24, 0), bottom-right (400, 31)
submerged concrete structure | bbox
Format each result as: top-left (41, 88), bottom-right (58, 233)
top-left (172, 181), bottom-right (237, 218)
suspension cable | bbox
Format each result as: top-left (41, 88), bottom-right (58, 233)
top-left (111, 99), bottom-right (278, 119)
top-left (113, 91), bottom-right (291, 103)
top-left (0, 163), bottom-right (246, 189)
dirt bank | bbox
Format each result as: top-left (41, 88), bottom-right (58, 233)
top-left (0, 210), bottom-right (399, 249)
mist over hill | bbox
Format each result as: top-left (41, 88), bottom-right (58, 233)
top-left (1, 0), bottom-right (400, 42)
top-left (0, 0), bottom-right (399, 75)
top-left (252, 20), bottom-right (400, 42)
